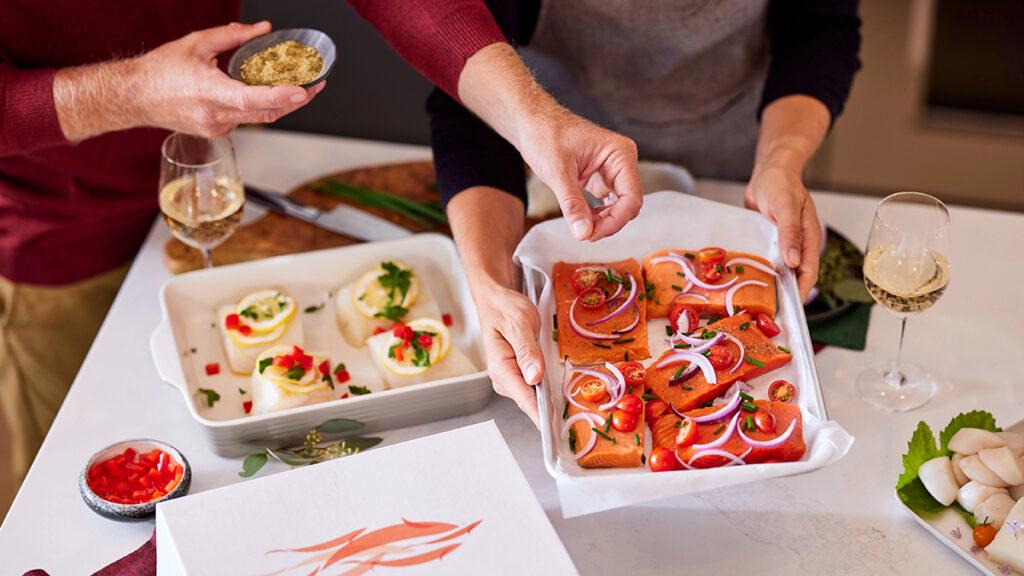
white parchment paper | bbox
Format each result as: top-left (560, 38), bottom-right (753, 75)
top-left (513, 192), bottom-right (854, 518)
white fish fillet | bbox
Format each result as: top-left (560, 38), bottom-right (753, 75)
top-left (335, 281), bottom-right (442, 346)
top-left (365, 329), bottom-right (477, 389)
top-left (217, 304), bottom-right (303, 374)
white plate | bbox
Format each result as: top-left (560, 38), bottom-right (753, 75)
top-left (897, 419), bottom-right (1024, 576)
top-left (514, 191), bottom-right (854, 517)
top-left (150, 234), bottom-right (491, 456)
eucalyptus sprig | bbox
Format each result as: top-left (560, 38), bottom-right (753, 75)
top-left (238, 418), bottom-right (382, 478)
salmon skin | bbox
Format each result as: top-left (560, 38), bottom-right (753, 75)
top-left (643, 249), bottom-right (777, 319)
top-left (645, 313), bottom-right (791, 413)
top-left (651, 400), bottom-right (806, 468)
top-left (563, 362), bottom-right (645, 469)
top-left (553, 260), bottom-right (650, 365)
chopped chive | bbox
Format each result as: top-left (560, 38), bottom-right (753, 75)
top-left (592, 427), bottom-right (616, 443)
top-left (713, 423), bottom-right (726, 435)
top-left (744, 356), bottom-right (766, 368)
top-left (675, 420), bottom-right (682, 428)
top-left (741, 401), bottom-right (758, 412)
top-left (624, 351), bottom-right (630, 362)
top-left (702, 350), bottom-right (711, 357)
top-left (552, 329), bottom-right (559, 342)
top-left (701, 400), bottom-right (714, 408)
top-left (739, 392), bottom-right (754, 402)
top-left (569, 427), bottom-right (577, 452)
top-left (680, 385), bottom-right (693, 391)
top-left (673, 343), bottom-right (691, 349)
top-left (715, 264), bottom-right (723, 273)
top-left (746, 415), bottom-right (755, 431)
top-left (684, 253), bottom-right (695, 259)
top-left (592, 342), bottom-right (612, 349)
top-left (736, 265), bottom-right (745, 273)
top-left (604, 413), bottom-right (613, 432)
top-left (604, 268), bottom-right (613, 283)
top-left (641, 454), bottom-right (647, 465)
top-left (665, 325), bottom-right (675, 337)
top-left (613, 337), bottom-right (635, 344)
top-left (634, 432), bottom-right (641, 446)
top-left (642, 392), bottom-right (659, 401)
top-left (779, 345), bottom-right (791, 354)
top-left (563, 402), bottom-right (569, 420)
top-left (739, 321), bottom-right (750, 331)
top-left (675, 272), bottom-right (686, 278)
top-left (672, 365), bottom-right (687, 379)
top-left (671, 284), bottom-right (683, 292)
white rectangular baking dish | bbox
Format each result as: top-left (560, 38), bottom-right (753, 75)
top-left (515, 192), bottom-right (854, 517)
top-left (150, 234), bottom-right (491, 456)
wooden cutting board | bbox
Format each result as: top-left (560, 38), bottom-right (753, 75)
top-left (164, 161), bottom-right (448, 274)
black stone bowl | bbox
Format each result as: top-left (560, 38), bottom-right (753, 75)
top-left (227, 28), bottom-right (336, 88)
top-left (79, 439), bottom-right (191, 521)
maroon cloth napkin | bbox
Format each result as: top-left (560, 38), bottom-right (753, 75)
top-left (24, 529), bottom-right (156, 576)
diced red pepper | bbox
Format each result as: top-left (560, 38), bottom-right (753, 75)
top-left (318, 360), bottom-right (330, 375)
top-left (442, 313), bottom-right (453, 326)
top-left (392, 324), bottom-right (414, 341)
top-left (243, 401), bottom-right (253, 414)
top-left (273, 355), bottom-right (295, 369)
top-left (225, 313), bottom-right (240, 330)
top-left (341, 393), bottom-right (349, 399)
top-left (297, 354), bottom-right (313, 371)
top-left (335, 370), bottom-right (351, 384)
top-left (417, 333), bottom-right (433, 349)
top-left (237, 325), bottom-right (252, 336)
top-left (373, 326), bottom-right (387, 335)
top-left (88, 447), bottom-right (183, 504)
top-left (291, 345), bottom-right (305, 358)
top-left (204, 363), bottom-right (220, 376)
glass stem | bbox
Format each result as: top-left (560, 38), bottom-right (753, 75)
top-left (886, 317), bottom-right (908, 387)
top-left (201, 248), bottom-right (214, 269)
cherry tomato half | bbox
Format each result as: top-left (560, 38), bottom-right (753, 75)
top-left (577, 379), bottom-right (607, 403)
top-left (620, 361), bottom-right (647, 388)
top-left (612, 409), bottom-right (638, 433)
top-left (768, 380), bottom-right (797, 403)
top-left (697, 247), bottom-right (727, 267)
top-left (973, 524), bottom-right (997, 548)
top-left (674, 415), bottom-right (697, 448)
top-left (754, 411), bottom-right (776, 434)
top-left (616, 394), bottom-right (643, 416)
top-left (668, 303), bottom-right (699, 334)
top-left (571, 267), bottom-right (601, 293)
top-left (755, 313), bottom-right (781, 337)
top-left (706, 345), bottom-right (733, 370)
top-left (645, 399), bottom-right (669, 424)
top-left (649, 447), bottom-right (679, 472)
top-left (701, 263), bottom-right (723, 283)
top-left (578, 287), bottom-right (607, 310)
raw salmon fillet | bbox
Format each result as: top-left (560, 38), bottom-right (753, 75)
top-left (563, 362), bottom-right (645, 469)
top-left (651, 400), bottom-right (806, 468)
top-left (553, 260), bottom-right (649, 365)
top-left (645, 313), bottom-right (791, 413)
top-left (643, 249), bottom-right (777, 319)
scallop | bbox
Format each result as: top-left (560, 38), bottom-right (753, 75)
top-left (951, 453), bottom-right (970, 486)
top-left (996, 431), bottom-right (1024, 458)
top-left (975, 493), bottom-right (1018, 529)
top-left (979, 447), bottom-right (1024, 486)
top-left (918, 456), bottom-right (959, 506)
top-left (957, 480), bottom-right (1009, 513)
top-left (948, 428), bottom-right (1006, 455)
top-left (960, 454), bottom-right (1010, 488)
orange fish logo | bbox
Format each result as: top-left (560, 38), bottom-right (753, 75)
top-left (263, 518), bottom-right (483, 575)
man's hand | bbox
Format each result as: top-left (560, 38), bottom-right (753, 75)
top-left (54, 21), bottom-right (324, 142)
top-left (744, 165), bottom-right (821, 298)
top-left (458, 44), bottom-right (642, 242)
top-left (747, 95), bottom-right (832, 300)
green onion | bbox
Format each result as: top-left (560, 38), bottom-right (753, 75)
top-left (642, 392), bottom-right (659, 401)
top-left (684, 253), bottom-right (696, 259)
top-left (604, 268), bottom-right (613, 283)
top-left (569, 428), bottom-right (577, 452)
top-left (739, 322), bottom-right (750, 331)
top-left (613, 337), bottom-right (635, 344)
top-left (713, 423), bottom-right (726, 435)
top-left (624, 351), bottom-right (630, 362)
top-left (744, 356), bottom-right (765, 368)
top-left (552, 329), bottom-right (559, 342)
top-left (592, 342), bottom-right (611, 349)
top-left (745, 415), bottom-right (755, 431)
top-left (779, 345), bottom-right (791, 354)
top-left (641, 454), bottom-right (646, 466)
top-left (672, 365), bottom-right (687, 379)
top-left (675, 272), bottom-right (686, 278)
top-left (739, 391), bottom-right (753, 402)
top-left (741, 401), bottom-right (758, 412)
top-left (634, 432), bottom-right (641, 446)
top-left (671, 284), bottom-right (683, 292)
top-left (592, 427), bottom-right (616, 443)
top-left (701, 400), bottom-right (714, 408)
top-left (310, 179), bottom-right (447, 229)
top-left (665, 325), bottom-right (675, 337)
top-left (673, 343), bottom-right (691, 349)
top-left (604, 413), bottom-right (613, 432)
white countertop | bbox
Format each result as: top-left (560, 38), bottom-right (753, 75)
top-left (2, 128), bottom-right (1021, 575)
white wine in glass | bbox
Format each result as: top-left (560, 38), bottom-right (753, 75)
top-left (158, 133), bottom-right (244, 268)
top-left (856, 192), bottom-right (951, 411)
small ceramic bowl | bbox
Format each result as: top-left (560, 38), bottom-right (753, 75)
top-left (227, 28), bottom-right (336, 88)
top-left (79, 439), bottom-right (191, 521)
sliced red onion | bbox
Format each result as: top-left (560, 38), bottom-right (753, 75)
top-left (598, 362), bottom-right (627, 411)
top-left (737, 417), bottom-right (797, 448)
top-left (672, 332), bottom-right (711, 346)
top-left (563, 367), bottom-right (613, 411)
top-left (613, 304), bottom-right (640, 334)
top-left (721, 332), bottom-right (745, 373)
top-left (605, 282), bottom-right (623, 303)
top-left (739, 380), bottom-right (753, 392)
top-left (725, 280), bottom-right (768, 317)
top-left (692, 391), bottom-right (742, 423)
top-left (649, 253), bottom-right (738, 291)
top-left (653, 352), bottom-right (717, 384)
top-left (665, 331), bottom-right (726, 355)
top-left (672, 290), bottom-right (708, 303)
top-left (692, 412), bottom-right (740, 451)
top-left (725, 257), bottom-right (779, 277)
top-left (678, 446), bottom-right (753, 469)
top-left (569, 298), bottom-right (619, 340)
top-left (587, 273), bottom-right (638, 326)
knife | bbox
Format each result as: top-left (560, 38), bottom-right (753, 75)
top-left (245, 186), bottom-right (413, 242)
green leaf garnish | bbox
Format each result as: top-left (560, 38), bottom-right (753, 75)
top-left (257, 357), bottom-right (273, 374)
top-left (348, 385), bottom-right (371, 396)
top-left (316, 418), bottom-right (365, 434)
top-left (196, 387), bottom-right (220, 407)
top-left (238, 452), bottom-right (268, 477)
top-left (939, 410), bottom-right (1000, 456)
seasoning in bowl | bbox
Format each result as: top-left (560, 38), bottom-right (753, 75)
top-left (240, 40), bottom-right (323, 86)
top-left (86, 446), bottom-right (183, 504)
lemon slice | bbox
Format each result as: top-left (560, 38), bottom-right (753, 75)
top-left (228, 320), bottom-right (287, 347)
top-left (236, 290), bottom-right (296, 334)
top-left (378, 317), bottom-right (450, 376)
top-left (352, 261), bottom-right (419, 319)
top-left (255, 346), bottom-right (329, 394)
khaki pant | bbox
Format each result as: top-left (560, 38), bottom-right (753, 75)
top-left (0, 264), bottom-right (128, 478)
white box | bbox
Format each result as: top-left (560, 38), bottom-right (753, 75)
top-left (150, 234), bottom-right (492, 456)
top-left (156, 421), bottom-right (577, 575)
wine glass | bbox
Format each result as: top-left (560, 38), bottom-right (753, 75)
top-left (856, 192), bottom-right (951, 412)
top-left (159, 133), bottom-right (245, 269)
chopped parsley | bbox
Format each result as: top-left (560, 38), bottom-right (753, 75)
top-left (257, 357), bottom-right (273, 373)
top-left (197, 388), bottom-right (220, 408)
top-left (373, 262), bottom-right (412, 322)
top-left (285, 366), bottom-right (306, 380)
top-left (334, 362), bottom-right (347, 373)
top-left (348, 385), bottom-right (371, 396)
top-left (304, 303), bottom-right (325, 313)
top-left (238, 387), bottom-right (247, 395)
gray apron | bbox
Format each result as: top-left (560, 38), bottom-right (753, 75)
top-left (521, 0), bottom-right (770, 181)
